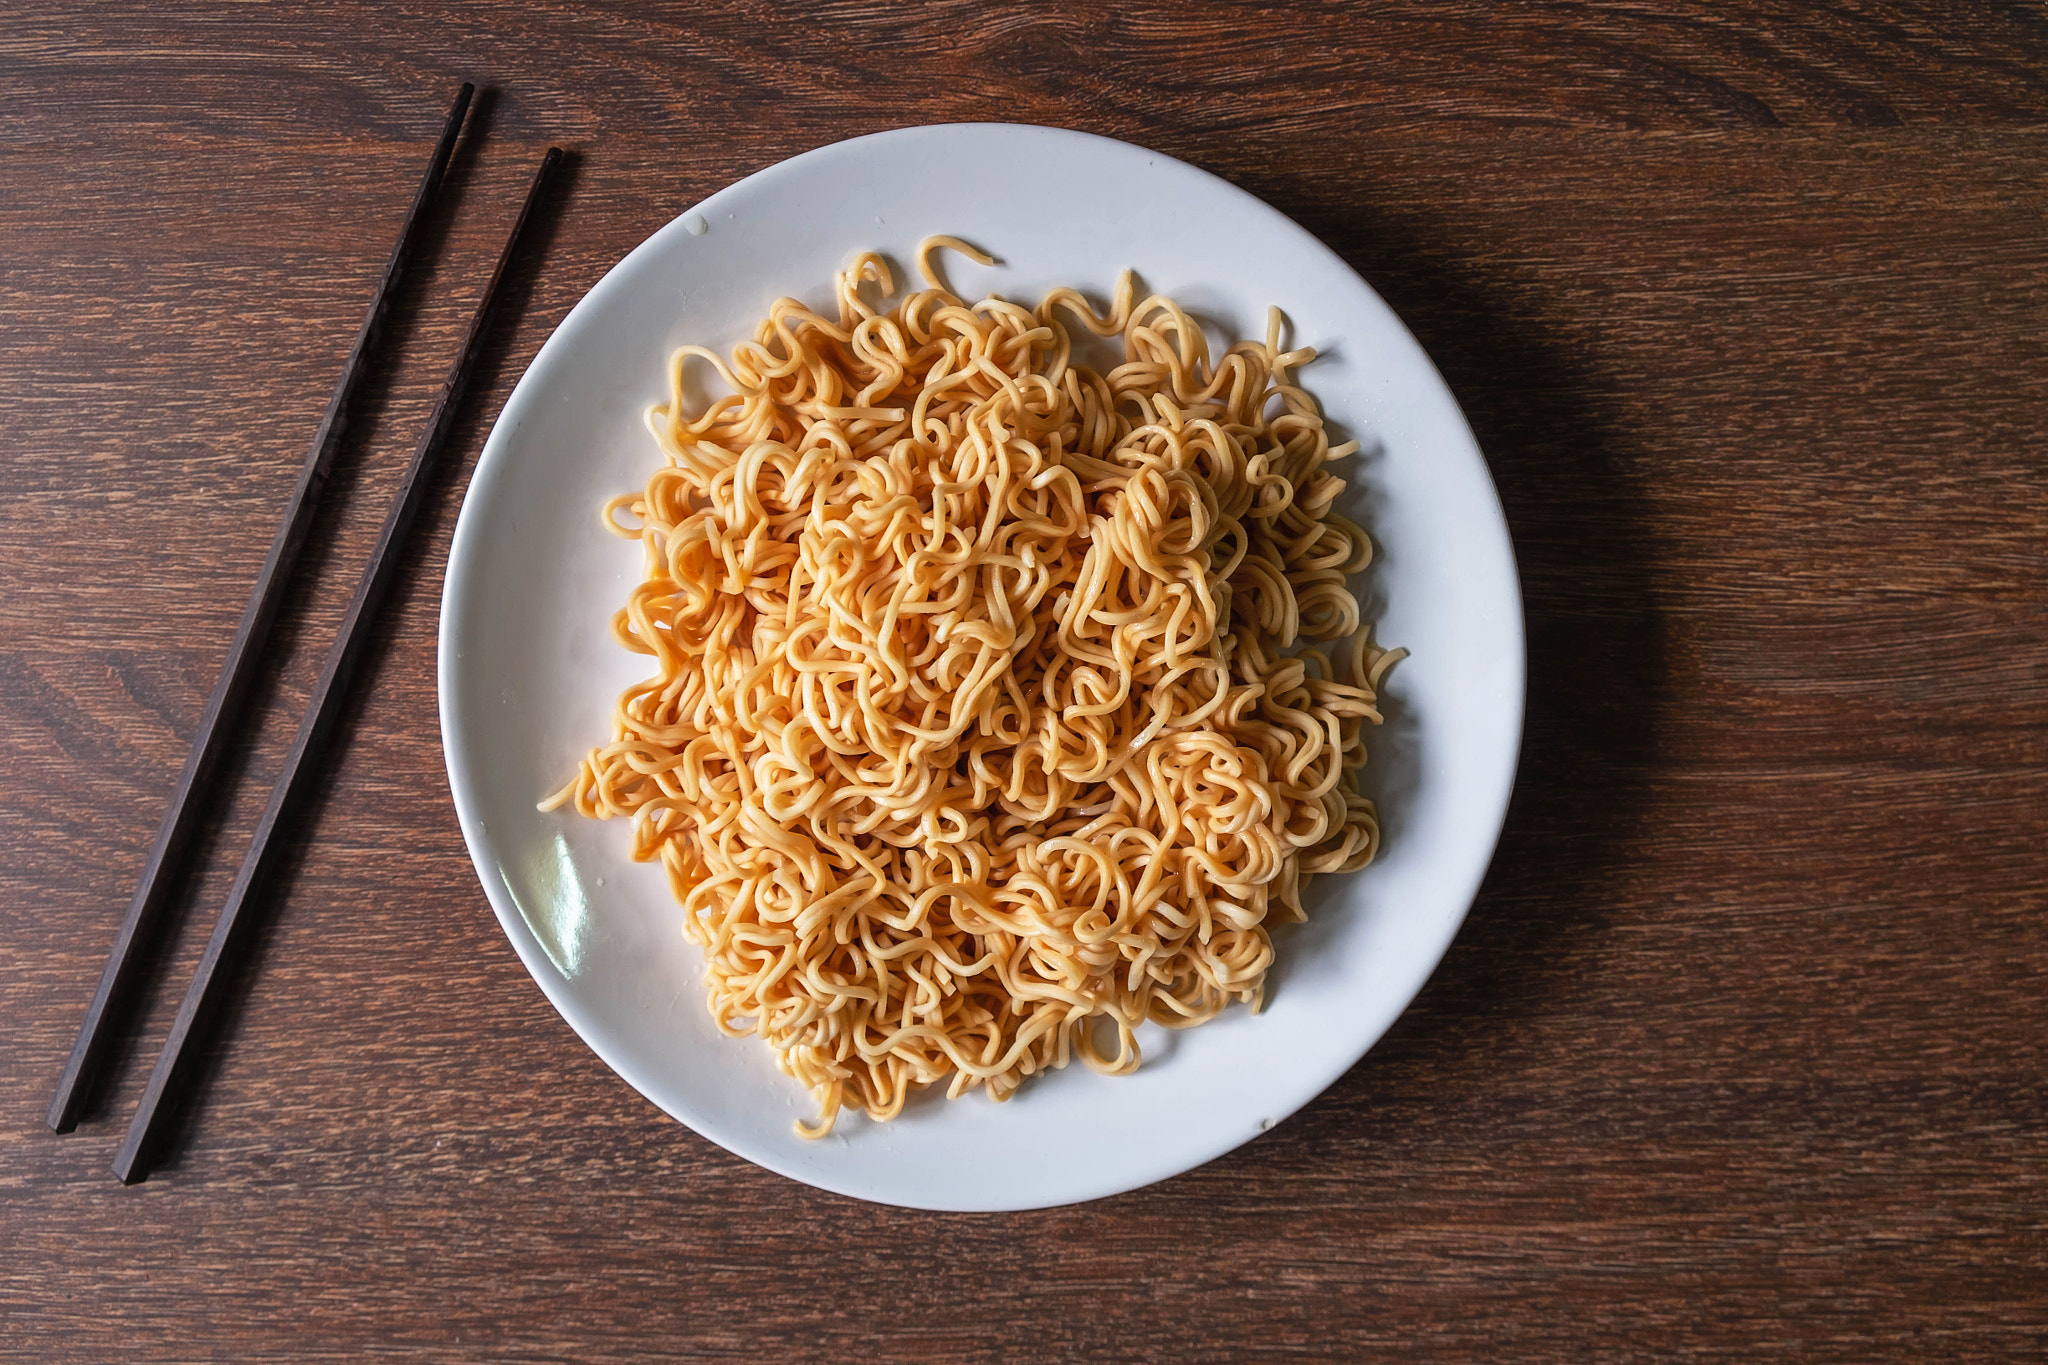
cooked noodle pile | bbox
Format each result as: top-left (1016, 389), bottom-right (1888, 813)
top-left (543, 237), bottom-right (1399, 1135)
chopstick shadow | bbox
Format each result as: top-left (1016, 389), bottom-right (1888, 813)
top-left (300, 142), bottom-right (584, 779)
top-left (1225, 185), bottom-right (1668, 1163)
top-left (359, 147), bottom-right (584, 688)
top-left (119, 100), bottom-right (560, 1182)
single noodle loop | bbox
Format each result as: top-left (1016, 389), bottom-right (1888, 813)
top-left (543, 239), bottom-right (1401, 1136)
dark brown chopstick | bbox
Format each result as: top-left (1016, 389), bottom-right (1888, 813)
top-left (48, 83), bottom-right (476, 1136)
top-left (112, 147), bottom-right (564, 1184)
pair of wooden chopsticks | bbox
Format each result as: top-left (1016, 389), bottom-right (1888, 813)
top-left (48, 82), bottom-right (562, 1183)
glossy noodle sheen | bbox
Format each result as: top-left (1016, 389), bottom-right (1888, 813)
top-left (542, 237), bottom-right (1402, 1136)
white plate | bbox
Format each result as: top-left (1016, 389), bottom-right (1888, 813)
top-left (438, 123), bottom-right (1523, 1211)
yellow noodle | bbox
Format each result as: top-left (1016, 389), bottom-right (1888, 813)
top-left (543, 239), bottom-right (1399, 1136)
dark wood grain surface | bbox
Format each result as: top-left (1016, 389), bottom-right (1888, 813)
top-left (4, 3), bottom-right (2044, 1360)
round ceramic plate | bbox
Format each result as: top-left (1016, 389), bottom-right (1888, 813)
top-left (439, 123), bottom-right (1523, 1211)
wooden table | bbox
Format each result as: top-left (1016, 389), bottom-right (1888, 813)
top-left (5, 3), bottom-right (2043, 1359)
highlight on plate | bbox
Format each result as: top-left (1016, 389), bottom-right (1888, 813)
top-left (541, 235), bottom-right (1402, 1136)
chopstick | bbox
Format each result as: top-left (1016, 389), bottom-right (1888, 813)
top-left (48, 82), bottom-right (476, 1136)
top-left (113, 147), bottom-right (565, 1185)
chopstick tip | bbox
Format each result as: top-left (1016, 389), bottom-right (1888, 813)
top-left (112, 1146), bottom-right (149, 1185)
